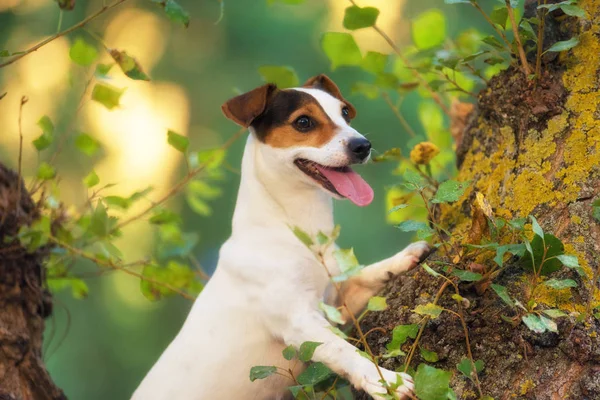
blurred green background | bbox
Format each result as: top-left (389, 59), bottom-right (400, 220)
top-left (0, 0), bottom-right (494, 398)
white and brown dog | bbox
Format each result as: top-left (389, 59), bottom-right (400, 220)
top-left (132, 75), bottom-right (430, 399)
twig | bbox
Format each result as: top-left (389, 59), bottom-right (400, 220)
top-left (506, 0), bottom-right (531, 77)
top-left (16, 96), bottom-right (28, 214)
top-left (0, 0), bottom-right (129, 69)
top-left (50, 235), bottom-right (196, 301)
top-left (442, 72), bottom-right (477, 98)
top-left (381, 92), bottom-right (417, 138)
top-left (471, 2), bottom-right (513, 51)
top-left (113, 127), bottom-right (246, 231)
top-left (535, 0), bottom-right (547, 79)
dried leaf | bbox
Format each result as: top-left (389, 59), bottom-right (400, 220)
top-left (449, 99), bottom-right (473, 148)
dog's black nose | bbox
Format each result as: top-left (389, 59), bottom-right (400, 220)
top-left (348, 138), bottom-right (371, 161)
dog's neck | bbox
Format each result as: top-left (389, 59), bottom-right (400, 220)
top-left (231, 135), bottom-right (335, 236)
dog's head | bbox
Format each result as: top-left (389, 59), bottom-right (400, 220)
top-left (222, 74), bottom-right (374, 207)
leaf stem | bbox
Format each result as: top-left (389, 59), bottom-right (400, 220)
top-left (506, 0), bottom-right (531, 77)
top-left (381, 92), bottom-right (417, 138)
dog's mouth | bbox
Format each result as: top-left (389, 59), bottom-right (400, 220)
top-left (294, 159), bottom-right (374, 207)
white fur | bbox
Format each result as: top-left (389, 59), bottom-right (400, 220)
top-left (132, 89), bottom-right (430, 400)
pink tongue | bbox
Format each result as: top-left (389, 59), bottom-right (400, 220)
top-left (315, 165), bottom-right (374, 207)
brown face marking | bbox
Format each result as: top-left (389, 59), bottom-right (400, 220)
top-left (251, 89), bottom-right (341, 149)
top-left (303, 74), bottom-right (356, 119)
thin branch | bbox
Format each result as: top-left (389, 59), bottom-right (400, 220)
top-left (535, 0), bottom-right (547, 79)
top-left (381, 92), bottom-right (417, 138)
top-left (0, 0), bottom-right (129, 69)
top-left (471, 2), bottom-right (513, 51)
top-left (506, 0), bottom-right (531, 77)
top-left (50, 236), bottom-right (196, 301)
top-left (17, 96), bottom-right (28, 214)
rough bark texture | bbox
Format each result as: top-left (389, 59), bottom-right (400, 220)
top-left (0, 164), bottom-right (65, 400)
top-left (357, 1), bottom-right (600, 399)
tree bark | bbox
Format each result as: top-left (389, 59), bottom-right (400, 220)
top-left (357, 1), bottom-right (600, 399)
top-left (0, 164), bottom-right (65, 400)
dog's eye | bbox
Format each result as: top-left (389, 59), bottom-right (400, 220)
top-left (341, 107), bottom-right (350, 122)
top-left (293, 116), bottom-right (314, 132)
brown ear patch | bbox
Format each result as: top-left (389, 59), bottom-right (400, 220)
top-left (221, 83), bottom-right (277, 127)
top-left (303, 74), bottom-right (356, 119)
top-left (251, 89), bottom-right (339, 149)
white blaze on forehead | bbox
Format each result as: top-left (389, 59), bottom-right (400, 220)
top-left (293, 87), bottom-right (349, 127)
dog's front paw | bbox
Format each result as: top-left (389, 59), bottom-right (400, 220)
top-left (360, 368), bottom-right (414, 400)
top-left (389, 241), bottom-right (431, 274)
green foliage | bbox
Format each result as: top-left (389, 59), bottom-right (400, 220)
top-left (367, 296), bottom-right (387, 311)
top-left (414, 303), bottom-right (443, 318)
top-left (452, 270), bottom-right (482, 282)
top-left (92, 83), bottom-right (125, 110)
top-left (420, 347), bottom-right (439, 362)
top-left (520, 233), bottom-right (565, 275)
top-left (33, 115), bottom-right (54, 151)
top-left (412, 10), bottom-right (446, 50)
top-left (298, 341), bottom-right (321, 362)
top-left (343, 6), bottom-right (379, 30)
top-left (414, 364), bottom-right (452, 400)
top-left (545, 37), bottom-right (579, 53)
top-left (109, 49), bottom-right (150, 81)
top-left (282, 345), bottom-right (297, 361)
top-left (292, 226), bottom-right (314, 247)
top-left (258, 66), bottom-right (299, 88)
top-left (297, 362), bottom-right (333, 385)
top-left (491, 284), bottom-right (514, 307)
top-left (152, 0), bottom-right (190, 27)
top-left (522, 313), bottom-right (557, 333)
top-left (431, 180), bottom-right (471, 203)
top-left (75, 133), bottom-right (101, 156)
top-left (167, 130), bottom-right (189, 153)
top-left (140, 261), bottom-right (203, 301)
top-left (490, 7), bottom-right (508, 29)
top-left (538, 1), bottom-right (586, 18)
top-left (543, 278), bottom-right (577, 289)
top-left (592, 199), bottom-right (600, 222)
top-left (249, 366), bottom-right (277, 382)
top-left (69, 37), bottom-right (98, 66)
top-left (457, 358), bottom-right (484, 381)
top-left (387, 324), bottom-right (419, 353)
top-left (37, 162), bottom-right (56, 180)
top-left (396, 220), bottom-right (434, 239)
top-left (83, 170), bottom-right (100, 188)
top-left (321, 33), bottom-right (362, 70)
top-left (319, 302), bottom-right (345, 325)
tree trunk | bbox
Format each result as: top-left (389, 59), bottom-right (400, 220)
top-left (357, 1), bottom-right (600, 399)
top-left (0, 164), bottom-right (65, 400)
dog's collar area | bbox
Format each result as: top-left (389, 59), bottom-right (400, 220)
top-left (294, 158), bottom-right (374, 206)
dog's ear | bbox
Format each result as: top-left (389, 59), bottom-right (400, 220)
top-left (303, 74), bottom-right (356, 119)
top-left (221, 83), bottom-right (278, 128)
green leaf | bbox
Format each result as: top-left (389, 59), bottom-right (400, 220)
top-left (92, 83), bottom-right (125, 110)
top-left (543, 309), bottom-right (568, 318)
top-left (490, 7), bottom-right (508, 29)
top-left (491, 284), bottom-right (514, 307)
top-left (482, 35), bottom-right (505, 50)
top-left (520, 233), bottom-right (565, 275)
top-left (109, 49), bottom-right (150, 81)
top-left (292, 226), bottom-right (314, 247)
top-left (361, 51), bottom-right (387, 74)
top-left (83, 170), bottom-right (99, 188)
top-left (149, 209), bottom-right (182, 225)
top-left (351, 82), bottom-right (380, 99)
top-left (37, 162), bottom-right (56, 180)
top-left (88, 202), bottom-right (110, 237)
top-left (546, 37), bottom-right (579, 53)
top-left (167, 130), bottom-right (189, 152)
top-left (445, 0), bottom-right (471, 3)
top-left (560, 4), bottom-right (586, 18)
top-left (414, 364), bottom-right (452, 400)
top-left (396, 220), bottom-right (429, 232)
top-left (452, 270), bottom-right (482, 282)
top-left (104, 195), bottom-right (131, 209)
top-left (540, 314), bottom-right (558, 333)
top-left (69, 37), bottom-right (97, 66)
top-left (412, 10), bottom-right (446, 50)
top-left (75, 133), bottom-right (101, 156)
top-left (140, 261), bottom-right (203, 300)
top-left (493, 243), bottom-right (526, 267)
top-left (522, 313), bottom-right (546, 333)
top-left (402, 168), bottom-right (425, 190)
top-left (32, 115), bottom-right (54, 151)
top-left (543, 278), bottom-right (577, 289)
top-left (593, 199), bottom-right (600, 222)
top-left (95, 63), bottom-right (114, 76)
top-left (432, 180), bottom-right (471, 203)
top-left (414, 303), bottom-right (443, 318)
top-left (457, 358), bottom-right (484, 381)
top-left (529, 215), bottom-right (544, 238)
top-left (282, 345), bottom-right (297, 361)
top-left (387, 324), bottom-right (419, 351)
top-left (297, 362), bottom-right (333, 386)
top-left (420, 347), bottom-right (439, 362)
top-left (319, 302), bottom-right (345, 325)
top-left (556, 254), bottom-right (579, 268)
top-left (367, 296), bottom-right (388, 311)
top-left (298, 341), bottom-right (322, 362)
top-left (152, 0), bottom-right (190, 27)
top-left (422, 263), bottom-right (442, 277)
top-left (249, 366), bottom-right (277, 382)
top-left (258, 65), bottom-right (299, 88)
top-left (321, 32), bottom-right (362, 70)
top-left (333, 247), bottom-right (360, 273)
top-left (388, 204), bottom-right (409, 215)
top-left (343, 5), bottom-right (379, 30)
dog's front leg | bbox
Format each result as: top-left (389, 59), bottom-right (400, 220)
top-left (282, 311), bottom-right (414, 399)
top-left (338, 241), bottom-right (431, 321)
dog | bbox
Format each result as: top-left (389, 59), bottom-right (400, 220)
top-left (132, 75), bottom-right (430, 399)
